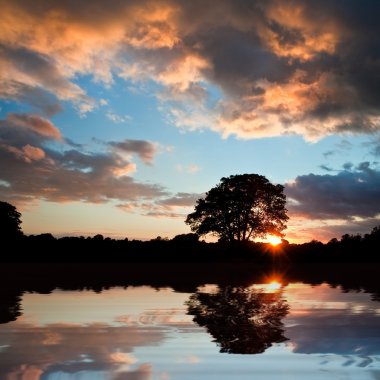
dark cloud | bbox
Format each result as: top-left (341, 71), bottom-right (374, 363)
top-left (8, 112), bottom-right (62, 140)
top-left (109, 140), bottom-right (157, 164)
top-left (343, 162), bottom-right (354, 170)
top-left (317, 217), bottom-right (380, 241)
top-left (336, 140), bottom-right (353, 150)
top-left (0, 44), bottom-right (94, 113)
top-left (373, 145), bottom-right (380, 156)
top-left (286, 163), bottom-right (380, 219)
top-left (319, 165), bottom-right (334, 172)
top-left (0, 113), bottom-right (62, 158)
top-left (0, 114), bottom-right (166, 205)
top-left (366, 137), bottom-right (380, 157)
top-left (0, 81), bottom-right (62, 116)
top-left (172, 0), bottom-right (380, 138)
top-left (65, 138), bottom-right (84, 149)
top-left (322, 140), bottom-right (353, 160)
top-left (2, 0), bottom-right (380, 138)
top-left (0, 148), bottom-right (166, 204)
top-left (323, 150), bottom-right (335, 159)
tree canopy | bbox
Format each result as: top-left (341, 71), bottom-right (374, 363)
top-left (0, 201), bottom-right (23, 240)
top-left (185, 174), bottom-right (288, 242)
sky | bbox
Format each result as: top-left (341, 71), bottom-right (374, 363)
top-left (0, 0), bottom-right (380, 242)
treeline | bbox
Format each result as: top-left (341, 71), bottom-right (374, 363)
top-left (4, 225), bottom-right (380, 263)
top-left (282, 225), bottom-right (380, 262)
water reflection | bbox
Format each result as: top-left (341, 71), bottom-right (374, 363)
top-left (284, 283), bottom-right (380, 357)
top-left (187, 285), bottom-right (289, 354)
top-left (0, 264), bottom-right (380, 379)
top-left (0, 291), bottom-right (22, 323)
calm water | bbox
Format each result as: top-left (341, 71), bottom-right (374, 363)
top-left (1, 276), bottom-right (380, 379)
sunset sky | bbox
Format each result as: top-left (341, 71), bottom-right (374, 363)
top-left (1, 0), bottom-right (380, 242)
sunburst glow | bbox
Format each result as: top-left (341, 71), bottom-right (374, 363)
top-left (267, 236), bottom-right (282, 246)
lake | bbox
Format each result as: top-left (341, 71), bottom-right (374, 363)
top-left (0, 263), bottom-right (380, 379)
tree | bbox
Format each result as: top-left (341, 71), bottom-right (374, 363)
top-left (171, 233), bottom-right (199, 244)
top-left (0, 201), bottom-right (23, 240)
top-left (185, 174), bottom-right (288, 242)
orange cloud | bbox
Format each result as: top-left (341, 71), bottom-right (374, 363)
top-left (112, 163), bottom-right (137, 177)
top-left (158, 54), bottom-right (210, 91)
top-left (2, 144), bottom-right (45, 164)
top-left (260, 2), bottom-right (342, 61)
top-left (8, 113), bottom-right (62, 140)
top-left (0, 0), bottom-right (182, 113)
top-left (6, 365), bottom-right (43, 380)
top-left (22, 145), bottom-right (46, 162)
top-left (109, 140), bottom-right (157, 165)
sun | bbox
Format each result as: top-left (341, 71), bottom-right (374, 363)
top-left (266, 281), bottom-right (282, 291)
top-left (267, 235), bottom-right (282, 246)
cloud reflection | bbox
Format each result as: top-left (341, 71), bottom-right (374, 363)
top-left (0, 321), bottom-right (163, 379)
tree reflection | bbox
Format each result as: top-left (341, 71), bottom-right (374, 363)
top-left (0, 291), bottom-right (22, 323)
top-left (187, 286), bottom-right (289, 354)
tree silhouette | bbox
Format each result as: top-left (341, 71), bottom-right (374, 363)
top-left (186, 174), bottom-right (288, 242)
top-left (187, 286), bottom-right (289, 354)
top-left (0, 201), bottom-right (23, 240)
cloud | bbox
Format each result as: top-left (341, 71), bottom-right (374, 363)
top-left (0, 0), bottom-right (181, 116)
top-left (106, 111), bottom-right (133, 124)
top-left (323, 151), bottom-right (335, 159)
top-left (117, 192), bottom-right (202, 219)
top-left (143, 192), bottom-right (202, 218)
top-left (366, 136), bottom-right (380, 157)
top-left (19, 144), bottom-right (46, 163)
top-left (319, 165), bottom-right (334, 172)
top-left (175, 164), bottom-right (200, 174)
top-left (0, 113), bottom-right (62, 151)
top-left (0, 44), bottom-right (95, 114)
top-left (159, 192), bottom-right (201, 207)
top-left (0, 148), bottom-right (164, 203)
top-left (286, 162), bottom-right (380, 220)
top-left (117, 202), bottom-right (183, 219)
top-left (165, 0), bottom-right (380, 139)
top-left (7, 113), bottom-right (62, 140)
top-left (285, 161), bottom-right (380, 241)
top-left (0, 82), bottom-right (62, 116)
top-left (2, 1), bottom-right (380, 139)
top-left (144, 211), bottom-right (183, 219)
top-left (109, 139), bottom-right (157, 164)
top-left (0, 113), bottom-right (166, 205)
